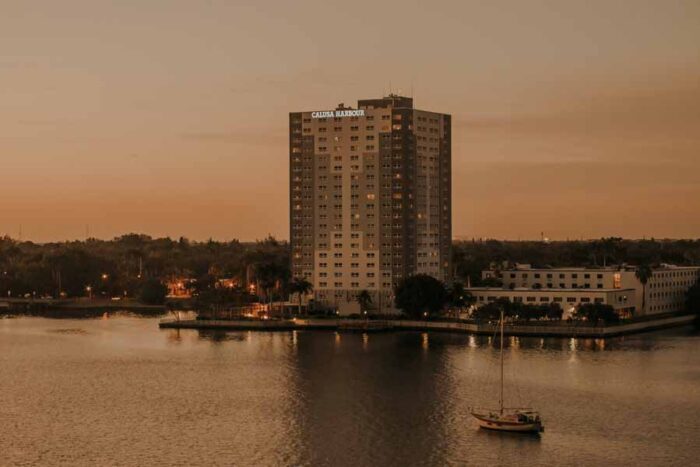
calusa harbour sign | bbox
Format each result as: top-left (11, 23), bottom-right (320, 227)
top-left (311, 109), bottom-right (365, 118)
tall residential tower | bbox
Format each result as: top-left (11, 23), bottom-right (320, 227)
top-left (289, 95), bottom-right (451, 314)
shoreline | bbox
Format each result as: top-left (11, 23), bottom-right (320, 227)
top-left (0, 299), bottom-right (167, 319)
top-left (159, 312), bottom-right (697, 338)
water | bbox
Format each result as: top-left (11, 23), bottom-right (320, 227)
top-left (1, 316), bottom-right (699, 466)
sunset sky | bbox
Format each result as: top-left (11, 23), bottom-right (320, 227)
top-left (2, 0), bottom-right (699, 242)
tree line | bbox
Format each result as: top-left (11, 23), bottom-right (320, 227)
top-left (2, 235), bottom-right (699, 315)
top-left (0, 234), bottom-right (289, 305)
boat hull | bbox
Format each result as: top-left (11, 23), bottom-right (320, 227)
top-left (471, 413), bottom-right (543, 433)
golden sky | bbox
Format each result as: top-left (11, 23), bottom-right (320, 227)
top-left (2, 0), bottom-right (699, 242)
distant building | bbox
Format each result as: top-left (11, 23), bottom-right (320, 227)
top-left (166, 278), bottom-right (195, 298)
top-left (467, 264), bottom-right (700, 317)
top-left (289, 95), bottom-right (452, 314)
top-left (467, 286), bottom-right (636, 318)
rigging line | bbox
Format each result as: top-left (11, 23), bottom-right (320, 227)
top-left (479, 315), bottom-right (503, 411)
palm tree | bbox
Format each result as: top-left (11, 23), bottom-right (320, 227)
top-left (635, 264), bottom-right (653, 315)
top-left (356, 290), bottom-right (373, 316)
top-left (289, 278), bottom-right (313, 316)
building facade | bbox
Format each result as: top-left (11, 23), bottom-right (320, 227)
top-left (289, 95), bottom-right (451, 314)
top-left (467, 287), bottom-right (637, 318)
top-left (469, 264), bottom-right (700, 317)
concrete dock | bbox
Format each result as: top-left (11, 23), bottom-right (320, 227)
top-left (159, 313), bottom-right (697, 338)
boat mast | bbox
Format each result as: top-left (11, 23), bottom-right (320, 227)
top-left (499, 307), bottom-right (504, 415)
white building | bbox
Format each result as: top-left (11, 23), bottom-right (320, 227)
top-left (468, 264), bottom-right (699, 317)
top-left (467, 286), bottom-right (636, 319)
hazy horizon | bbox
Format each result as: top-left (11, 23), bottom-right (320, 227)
top-left (4, 231), bottom-right (699, 245)
top-left (3, 0), bottom-right (700, 242)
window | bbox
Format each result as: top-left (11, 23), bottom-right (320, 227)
top-left (613, 273), bottom-right (621, 289)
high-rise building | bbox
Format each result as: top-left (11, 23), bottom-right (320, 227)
top-left (289, 95), bottom-right (451, 314)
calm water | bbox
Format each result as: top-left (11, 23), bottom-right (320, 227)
top-left (1, 317), bottom-right (700, 466)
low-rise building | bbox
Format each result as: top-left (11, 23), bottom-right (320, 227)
top-left (469, 264), bottom-right (699, 316)
top-left (467, 287), bottom-right (636, 319)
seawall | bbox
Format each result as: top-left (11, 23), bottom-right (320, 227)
top-left (158, 313), bottom-right (697, 338)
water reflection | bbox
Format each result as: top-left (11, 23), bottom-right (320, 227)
top-left (196, 329), bottom-right (246, 343)
top-left (288, 331), bottom-right (455, 466)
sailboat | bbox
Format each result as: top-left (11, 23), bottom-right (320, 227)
top-left (470, 308), bottom-right (544, 433)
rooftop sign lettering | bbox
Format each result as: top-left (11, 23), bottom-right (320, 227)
top-left (311, 109), bottom-right (365, 118)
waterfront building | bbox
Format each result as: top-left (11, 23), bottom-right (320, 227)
top-left (468, 264), bottom-right (700, 317)
top-left (467, 286), bottom-right (637, 318)
top-left (289, 95), bottom-right (451, 314)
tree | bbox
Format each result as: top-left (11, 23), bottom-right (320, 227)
top-left (139, 278), bottom-right (168, 305)
top-left (635, 264), bottom-right (653, 314)
top-left (544, 303), bottom-right (564, 320)
top-left (472, 300), bottom-right (504, 322)
top-left (289, 277), bottom-right (313, 316)
top-left (447, 282), bottom-right (474, 318)
top-left (356, 290), bottom-right (372, 315)
top-left (574, 303), bottom-right (619, 325)
top-left (685, 279), bottom-right (700, 317)
top-left (394, 274), bottom-right (448, 318)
